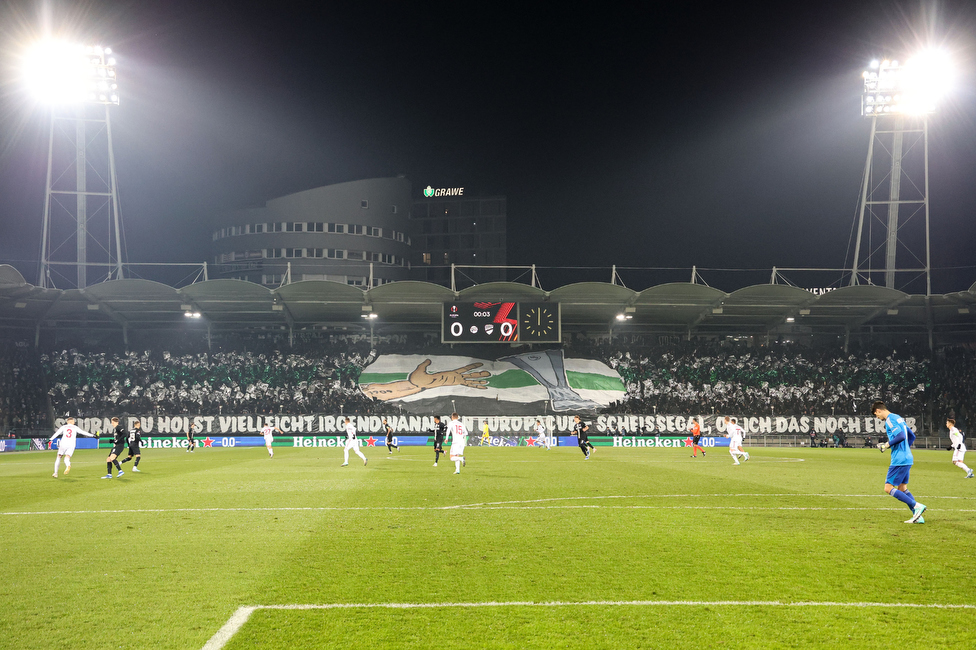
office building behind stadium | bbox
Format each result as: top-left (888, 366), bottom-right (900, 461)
top-left (411, 186), bottom-right (507, 285)
top-left (211, 177), bottom-right (413, 287)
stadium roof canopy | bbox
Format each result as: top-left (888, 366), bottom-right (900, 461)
top-left (1, 264), bottom-right (975, 343)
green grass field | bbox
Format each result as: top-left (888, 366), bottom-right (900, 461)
top-left (2, 443), bottom-right (974, 649)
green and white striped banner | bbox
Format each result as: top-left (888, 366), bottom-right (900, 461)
top-left (358, 354), bottom-right (625, 408)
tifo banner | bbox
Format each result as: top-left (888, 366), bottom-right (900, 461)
top-left (357, 350), bottom-right (626, 414)
top-left (44, 413), bottom-right (917, 439)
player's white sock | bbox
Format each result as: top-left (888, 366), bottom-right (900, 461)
top-left (455, 460), bottom-right (461, 472)
top-left (269, 449), bottom-right (273, 457)
top-left (957, 462), bottom-right (971, 473)
top-left (54, 456), bottom-right (61, 474)
top-left (64, 456), bottom-right (71, 469)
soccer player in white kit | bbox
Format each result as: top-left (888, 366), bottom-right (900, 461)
top-left (725, 416), bottom-right (749, 465)
top-left (448, 412), bottom-right (468, 474)
top-left (947, 418), bottom-right (974, 478)
top-left (534, 420), bottom-right (551, 450)
top-left (50, 416), bottom-right (97, 477)
top-left (262, 425), bottom-right (282, 458)
top-left (341, 417), bottom-right (368, 467)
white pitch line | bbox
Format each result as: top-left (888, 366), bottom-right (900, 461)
top-left (201, 606), bottom-right (256, 650)
top-left (4, 491), bottom-right (976, 516)
top-left (6, 504), bottom-right (976, 516)
top-left (200, 599), bottom-right (976, 650)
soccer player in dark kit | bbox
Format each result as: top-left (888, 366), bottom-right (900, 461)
top-left (102, 417), bottom-right (127, 478)
top-left (186, 422), bottom-right (197, 452)
top-left (119, 420), bottom-right (143, 472)
top-left (573, 415), bottom-right (594, 460)
top-left (383, 417), bottom-right (399, 454)
top-left (431, 415), bottom-right (447, 466)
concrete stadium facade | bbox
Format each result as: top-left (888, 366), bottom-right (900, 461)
top-left (211, 177), bottom-right (413, 287)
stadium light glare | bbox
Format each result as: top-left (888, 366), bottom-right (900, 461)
top-left (861, 48), bottom-right (954, 117)
top-left (22, 39), bottom-right (120, 105)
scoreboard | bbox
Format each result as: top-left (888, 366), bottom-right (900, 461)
top-left (442, 302), bottom-right (561, 343)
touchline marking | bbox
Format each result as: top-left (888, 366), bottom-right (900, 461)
top-left (201, 600), bottom-right (976, 650)
top-left (11, 505), bottom-right (966, 516)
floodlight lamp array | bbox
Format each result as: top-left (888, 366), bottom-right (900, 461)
top-left (24, 41), bottom-right (120, 105)
top-left (861, 52), bottom-right (951, 117)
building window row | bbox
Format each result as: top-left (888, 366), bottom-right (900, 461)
top-left (213, 222), bottom-right (410, 244)
top-left (217, 249), bottom-right (406, 266)
top-left (260, 274), bottom-right (396, 288)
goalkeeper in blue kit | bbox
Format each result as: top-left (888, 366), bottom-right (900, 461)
top-left (872, 401), bottom-right (927, 524)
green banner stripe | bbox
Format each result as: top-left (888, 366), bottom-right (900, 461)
top-left (358, 372), bottom-right (409, 384)
top-left (485, 369), bottom-right (537, 389)
top-left (567, 371), bottom-right (626, 392)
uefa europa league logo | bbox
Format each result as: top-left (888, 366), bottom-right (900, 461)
top-left (499, 349), bottom-right (601, 412)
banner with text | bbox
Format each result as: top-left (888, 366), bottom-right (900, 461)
top-left (46, 413), bottom-right (916, 440)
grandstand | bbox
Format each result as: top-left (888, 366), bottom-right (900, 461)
top-left (2, 264), bottom-right (975, 344)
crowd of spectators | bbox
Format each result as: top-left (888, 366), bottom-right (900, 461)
top-left (584, 339), bottom-right (934, 417)
top-left (41, 342), bottom-right (390, 417)
top-left (0, 344), bottom-right (47, 435)
top-left (2, 335), bottom-right (975, 435)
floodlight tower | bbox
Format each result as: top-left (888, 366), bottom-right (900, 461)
top-left (27, 42), bottom-right (123, 289)
top-left (850, 51), bottom-right (952, 295)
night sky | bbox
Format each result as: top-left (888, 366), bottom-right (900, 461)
top-left (2, 0), bottom-right (975, 293)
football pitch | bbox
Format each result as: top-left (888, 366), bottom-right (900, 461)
top-left (2, 444), bottom-right (974, 649)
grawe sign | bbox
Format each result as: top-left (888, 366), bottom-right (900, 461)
top-left (423, 185), bottom-right (464, 197)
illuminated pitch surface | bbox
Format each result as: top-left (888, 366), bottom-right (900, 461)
top-left (1, 446), bottom-right (974, 649)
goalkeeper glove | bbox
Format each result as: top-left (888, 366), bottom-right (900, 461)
top-left (876, 442), bottom-right (890, 452)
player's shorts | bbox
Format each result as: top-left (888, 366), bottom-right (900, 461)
top-left (450, 443), bottom-right (466, 459)
top-left (57, 443), bottom-right (76, 455)
top-left (127, 444), bottom-right (140, 456)
top-left (885, 464), bottom-right (912, 486)
top-left (952, 448), bottom-right (966, 463)
top-left (344, 439), bottom-right (359, 450)
top-left (111, 445), bottom-right (125, 457)
top-left (264, 436), bottom-right (274, 445)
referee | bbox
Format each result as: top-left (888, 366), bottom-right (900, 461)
top-left (102, 417), bottom-right (127, 479)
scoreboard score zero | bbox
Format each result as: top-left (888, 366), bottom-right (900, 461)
top-left (442, 302), bottom-right (561, 343)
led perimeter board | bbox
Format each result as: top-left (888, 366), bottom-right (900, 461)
top-left (442, 302), bottom-right (560, 343)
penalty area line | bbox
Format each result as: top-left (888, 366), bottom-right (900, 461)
top-left (201, 600), bottom-right (976, 650)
